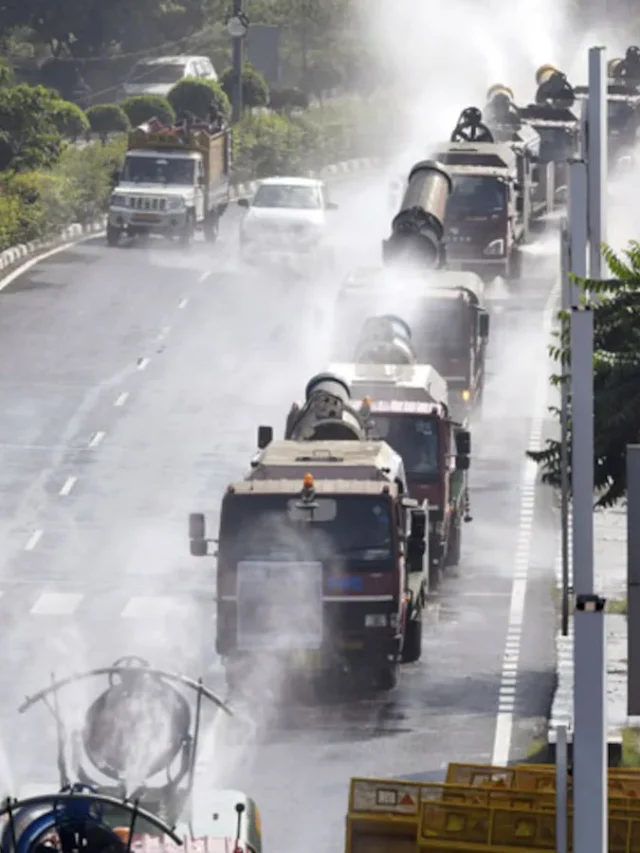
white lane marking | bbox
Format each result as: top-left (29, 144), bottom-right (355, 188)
top-left (114, 392), bottom-right (129, 407)
top-left (179, 298), bottom-right (188, 308)
top-left (0, 241), bottom-right (80, 292)
top-left (198, 271), bottom-right (212, 283)
top-left (156, 326), bottom-right (171, 342)
top-left (120, 596), bottom-right (179, 618)
top-left (30, 592), bottom-right (83, 615)
top-left (88, 431), bottom-right (105, 448)
top-left (59, 476), bottom-right (77, 496)
top-left (491, 280), bottom-right (560, 767)
top-left (25, 530), bottom-right (43, 551)
top-left (137, 357), bottom-right (150, 370)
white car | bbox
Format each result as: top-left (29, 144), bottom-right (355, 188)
top-left (122, 55), bottom-right (217, 99)
top-left (237, 177), bottom-right (338, 269)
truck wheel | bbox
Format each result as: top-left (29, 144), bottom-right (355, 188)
top-left (179, 213), bottom-right (195, 247)
top-left (401, 612), bottom-right (423, 664)
top-left (106, 225), bottom-right (120, 247)
top-left (203, 215), bottom-right (219, 244)
top-left (375, 664), bottom-right (398, 692)
top-left (446, 515), bottom-right (462, 568)
top-left (508, 249), bottom-right (523, 282)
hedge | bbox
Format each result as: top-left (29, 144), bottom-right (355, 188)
top-left (0, 90), bottom-right (398, 254)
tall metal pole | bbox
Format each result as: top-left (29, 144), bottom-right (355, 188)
top-left (560, 224), bottom-right (571, 637)
top-left (587, 46), bottom-right (607, 280)
top-left (556, 724), bottom-right (568, 853)
top-left (568, 159), bottom-right (588, 301)
top-left (231, 0), bottom-right (244, 123)
top-left (574, 594), bottom-right (608, 853)
top-left (571, 305), bottom-right (607, 853)
top-left (627, 445), bottom-right (640, 714)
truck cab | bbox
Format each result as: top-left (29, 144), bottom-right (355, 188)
top-left (329, 361), bottom-right (471, 582)
top-left (189, 439), bottom-right (428, 693)
top-left (333, 270), bottom-right (490, 424)
top-left (108, 123), bottom-right (231, 247)
top-left (432, 144), bottom-right (524, 282)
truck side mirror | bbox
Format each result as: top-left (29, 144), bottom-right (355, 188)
top-left (478, 311), bottom-right (489, 339)
top-left (198, 175), bottom-right (205, 187)
top-left (257, 425), bottom-right (273, 449)
top-left (456, 454), bottom-right (470, 471)
top-left (188, 512), bottom-right (207, 557)
top-left (409, 507), bottom-right (427, 541)
top-left (237, 197), bottom-right (250, 208)
top-left (455, 429), bottom-right (471, 456)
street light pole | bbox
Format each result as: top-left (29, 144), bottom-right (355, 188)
top-left (228, 1), bottom-right (249, 123)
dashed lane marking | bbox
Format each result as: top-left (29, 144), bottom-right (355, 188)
top-left (24, 530), bottom-right (43, 551)
top-left (490, 279), bottom-right (560, 766)
top-left (88, 431), bottom-right (105, 448)
top-left (120, 596), bottom-right (181, 618)
top-left (137, 357), bottom-right (150, 370)
top-left (197, 271), bottom-right (212, 283)
top-left (30, 592), bottom-right (83, 615)
top-left (58, 476), bottom-right (76, 496)
top-left (114, 392), bottom-right (129, 407)
top-left (178, 297), bottom-right (188, 308)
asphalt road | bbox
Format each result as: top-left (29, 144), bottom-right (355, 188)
top-left (0, 172), bottom-right (558, 850)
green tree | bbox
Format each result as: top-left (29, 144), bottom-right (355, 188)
top-left (527, 241), bottom-right (640, 507)
top-left (122, 95), bottom-right (176, 128)
top-left (52, 100), bottom-right (90, 139)
top-left (167, 77), bottom-right (230, 120)
top-left (2, 0), bottom-right (205, 59)
top-left (0, 84), bottom-right (64, 171)
top-left (220, 64), bottom-right (269, 108)
top-left (86, 104), bottom-right (130, 141)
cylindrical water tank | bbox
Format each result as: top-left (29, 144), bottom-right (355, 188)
top-left (486, 83), bottom-right (515, 102)
top-left (536, 64), bottom-right (558, 87)
top-left (286, 372), bottom-right (365, 441)
top-left (382, 160), bottom-right (451, 268)
top-left (535, 66), bottom-right (574, 107)
top-left (484, 88), bottom-right (520, 127)
top-left (608, 57), bottom-right (623, 78)
top-left (354, 315), bottom-right (416, 364)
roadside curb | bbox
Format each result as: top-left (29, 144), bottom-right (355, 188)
top-left (0, 157), bottom-right (383, 282)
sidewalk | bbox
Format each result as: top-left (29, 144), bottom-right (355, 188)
top-left (548, 506), bottom-right (628, 748)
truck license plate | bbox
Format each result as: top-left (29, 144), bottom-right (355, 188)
top-left (133, 213), bottom-right (160, 222)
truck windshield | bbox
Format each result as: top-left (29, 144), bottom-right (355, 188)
top-left (253, 184), bottom-right (322, 209)
top-left (219, 494), bottom-right (394, 563)
top-left (413, 299), bottom-right (471, 357)
top-left (371, 415), bottom-right (439, 478)
top-left (128, 63), bottom-right (185, 85)
top-left (122, 155), bottom-right (195, 185)
top-left (448, 176), bottom-right (506, 216)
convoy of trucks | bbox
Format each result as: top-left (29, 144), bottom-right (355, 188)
top-left (107, 120), bottom-right (231, 247)
top-left (329, 317), bottom-right (472, 584)
top-left (185, 46), bottom-right (640, 703)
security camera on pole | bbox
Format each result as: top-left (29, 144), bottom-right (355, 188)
top-left (227, 2), bottom-right (250, 123)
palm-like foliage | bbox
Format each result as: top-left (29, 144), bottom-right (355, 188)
top-left (527, 241), bottom-right (640, 507)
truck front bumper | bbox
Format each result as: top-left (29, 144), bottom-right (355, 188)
top-left (108, 209), bottom-right (189, 235)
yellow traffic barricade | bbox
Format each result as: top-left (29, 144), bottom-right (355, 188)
top-left (346, 778), bottom-right (421, 853)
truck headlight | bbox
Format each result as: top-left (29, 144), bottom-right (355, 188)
top-left (484, 239), bottom-right (505, 256)
top-left (167, 197), bottom-right (186, 212)
top-left (365, 614), bottom-right (388, 627)
top-left (111, 195), bottom-right (126, 207)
